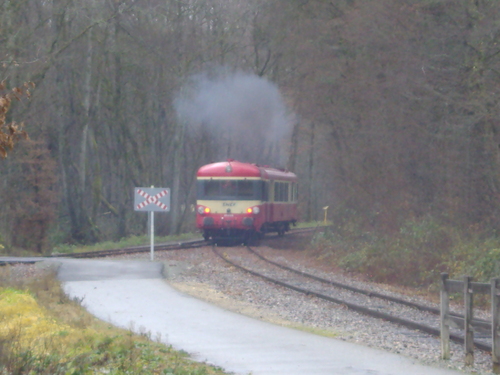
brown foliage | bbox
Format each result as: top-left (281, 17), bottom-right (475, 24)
top-left (0, 81), bottom-right (34, 158)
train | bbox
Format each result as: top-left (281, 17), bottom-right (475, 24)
top-left (196, 159), bottom-right (298, 243)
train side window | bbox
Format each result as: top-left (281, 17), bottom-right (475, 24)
top-left (273, 181), bottom-right (289, 202)
top-left (261, 181), bottom-right (269, 201)
top-left (274, 182), bottom-right (279, 202)
top-left (292, 183), bottom-right (298, 201)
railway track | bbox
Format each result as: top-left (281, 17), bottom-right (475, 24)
top-left (212, 245), bottom-right (493, 353)
top-left (52, 239), bottom-right (207, 258)
top-left (0, 239), bottom-right (207, 265)
top-left (0, 227), bottom-right (319, 266)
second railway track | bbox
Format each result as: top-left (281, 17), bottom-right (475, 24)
top-left (212, 245), bottom-right (493, 353)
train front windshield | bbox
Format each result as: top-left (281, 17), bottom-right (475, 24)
top-left (197, 180), bottom-right (264, 200)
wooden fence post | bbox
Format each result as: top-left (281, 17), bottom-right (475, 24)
top-left (440, 273), bottom-right (450, 360)
top-left (464, 275), bottom-right (474, 366)
top-left (492, 278), bottom-right (500, 374)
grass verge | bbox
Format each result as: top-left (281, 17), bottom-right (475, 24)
top-left (0, 265), bottom-right (227, 375)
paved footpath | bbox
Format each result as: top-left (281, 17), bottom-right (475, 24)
top-left (47, 258), bottom-right (464, 375)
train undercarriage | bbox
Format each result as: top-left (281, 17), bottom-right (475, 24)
top-left (203, 220), bottom-right (296, 245)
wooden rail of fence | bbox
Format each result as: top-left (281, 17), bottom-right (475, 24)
top-left (440, 273), bottom-right (500, 372)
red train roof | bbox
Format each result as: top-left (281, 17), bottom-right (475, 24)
top-left (197, 160), bottom-right (297, 181)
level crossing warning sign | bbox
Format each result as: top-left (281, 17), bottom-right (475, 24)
top-left (134, 187), bottom-right (170, 212)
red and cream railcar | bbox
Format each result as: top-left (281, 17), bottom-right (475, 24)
top-left (196, 160), bottom-right (298, 242)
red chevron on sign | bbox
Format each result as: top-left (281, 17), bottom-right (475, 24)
top-left (135, 189), bottom-right (169, 210)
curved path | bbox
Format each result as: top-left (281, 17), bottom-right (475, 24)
top-left (50, 258), bottom-right (462, 375)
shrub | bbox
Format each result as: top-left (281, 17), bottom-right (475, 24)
top-left (445, 237), bottom-right (500, 282)
top-left (309, 216), bottom-right (456, 286)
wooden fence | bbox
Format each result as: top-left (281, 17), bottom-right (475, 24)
top-left (440, 273), bottom-right (500, 372)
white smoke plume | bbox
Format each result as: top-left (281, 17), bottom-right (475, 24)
top-left (174, 69), bottom-right (293, 167)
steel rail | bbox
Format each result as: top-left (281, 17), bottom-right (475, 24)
top-left (212, 245), bottom-right (492, 352)
top-left (246, 247), bottom-right (491, 331)
top-left (0, 239), bottom-right (208, 265)
top-left (52, 239), bottom-right (208, 258)
top-left (0, 227), bottom-right (319, 266)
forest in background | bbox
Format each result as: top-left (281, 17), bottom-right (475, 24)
top-left (2, 0), bottom-right (500, 261)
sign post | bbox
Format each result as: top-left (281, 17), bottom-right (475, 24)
top-left (150, 210), bottom-right (154, 261)
top-left (134, 187), bottom-right (170, 261)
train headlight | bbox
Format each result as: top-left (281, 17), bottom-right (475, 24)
top-left (197, 206), bottom-right (211, 215)
top-left (247, 206), bottom-right (260, 214)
